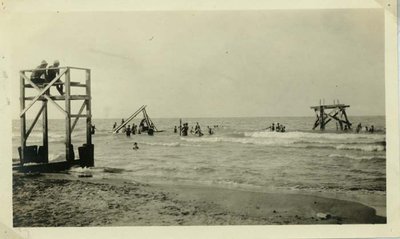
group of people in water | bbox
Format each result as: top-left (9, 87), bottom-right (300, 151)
top-left (113, 118), bottom-right (156, 136)
top-left (174, 122), bottom-right (216, 137)
top-left (355, 123), bottom-right (375, 133)
top-left (265, 123), bottom-right (286, 132)
top-left (174, 122), bottom-right (218, 137)
top-left (334, 122), bottom-right (376, 133)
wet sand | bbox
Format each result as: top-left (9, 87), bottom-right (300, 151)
top-left (12, 173), bottom-right (385, 227)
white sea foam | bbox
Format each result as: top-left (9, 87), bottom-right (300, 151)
top-left (328, 154), bottom-right (386, 161)
top-left (245, 131), bottom-right (385, 141)
top-left (141, 142), bottom-right (180, 147)
top-left (180, 135), bottom-right (386, 152)
top-left (335, 144), bottom-right (385, 152)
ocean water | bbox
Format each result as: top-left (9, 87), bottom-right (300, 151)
top-left (12, 116), bottom-right (386, 198)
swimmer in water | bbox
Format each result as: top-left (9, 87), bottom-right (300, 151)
top-left (133, 142), bottom-right (139, 150)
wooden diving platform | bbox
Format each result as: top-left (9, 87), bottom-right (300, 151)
top-left (311, 101), bottom-right (352, 130)
top-left (113, 105), bottom-right (161, 134)
top-left (310, 104), bottom-right (350, 110)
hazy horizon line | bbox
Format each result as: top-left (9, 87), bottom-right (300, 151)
top-left (12, 114), bottom-right (386, 121)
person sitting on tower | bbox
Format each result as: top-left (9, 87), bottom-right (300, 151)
top-left (46, 60), bottom-right (63, 95)
top-left (30, 60), bottom-right (48, 86)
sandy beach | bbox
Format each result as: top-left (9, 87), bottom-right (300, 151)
top-left (12, 172), bottom-right (385, 227)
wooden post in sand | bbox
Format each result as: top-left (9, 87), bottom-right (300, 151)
top-left (42, 99), bottom-right (49, 163)
top-left (85, 69), bottom-right (92, 146)
top-left (179, 119), bottom-right (182, 136)
top-left (65, 68), bottom-right (72, 162)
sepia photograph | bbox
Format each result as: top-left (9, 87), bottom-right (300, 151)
top-left (0, 0), bottom-right (399, 238)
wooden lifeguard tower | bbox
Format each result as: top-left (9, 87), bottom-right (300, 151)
top-left (14, 66), bottom-right (94, 173)
top-left (310, 100), bottom-right (352, 130)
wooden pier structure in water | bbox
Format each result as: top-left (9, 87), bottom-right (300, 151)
top-left (113, 105), bottom-right (161, 134)
top-left (311, 100), bottom-right (352, 130)
top-left (14, 66), bottom-right (94, 173)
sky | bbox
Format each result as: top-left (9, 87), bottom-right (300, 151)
top-left (4, 9), bottom-right (385, 119)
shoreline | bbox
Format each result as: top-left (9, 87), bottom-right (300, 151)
top-left (12, 172), bottom-right (385, 226)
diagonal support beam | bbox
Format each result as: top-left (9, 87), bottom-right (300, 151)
top-left (113, 105), bottom-right (146, 133)
top-left (25, 103), bottom-right (46, 139)
top-left (71, 101), bottom-right (87, 132)
top-left (20, 70), bottom-right (67, 117)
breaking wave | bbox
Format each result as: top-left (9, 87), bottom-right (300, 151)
top-left (328, 154), bottom-right (386, 161)
top-left (245, 131), bottom-right (385, 141)
top-left (180, 131), bottom-right (386, 152)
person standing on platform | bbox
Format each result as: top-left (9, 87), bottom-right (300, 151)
top-left (174, 126), bottom-right (177, 133)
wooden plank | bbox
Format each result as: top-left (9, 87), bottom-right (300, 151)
top-left (25, 82), bottom-right (86, 88)
top-left (25, 103), bottom-right (45, 139)
top-left (19, 69), bottom-right (67, 116)
top-left (179, 119), bottom-right (182, 136)
top-left (341, 109), bottom-right (352, 129)
top-left (113, 105), bottom-right (146, 133)
top-left (321, 111), bottom-right (340, 128)
top-left (71, 101), bottom-right (87, 132)
top-left (312, 115), bottom-right (320, 130)
top-left (86, 69), bottom-right (92, 145)
top-left (21, 66), bottom-right (89, 72)
top-left (42, 100), bottom-right (48, 163)
top-left (143, 109), bottom-right (151, 129)
top-left (65, 69), bottom-right (72, 162)
top-left (310, 104), bottom-right (350, 110)
top-left (24, 95), bottom-right (90, 101)
top-left (319, 108), bottom-right (325, 130)
top-left (68, 66), bottom-right (90, 71)
top-left (20, 72), bottom-right (26, 164)
top-left (20, 72), bottom-right (67, 117)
